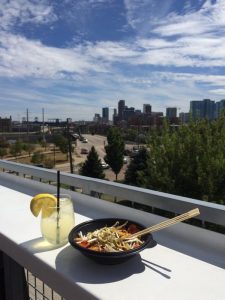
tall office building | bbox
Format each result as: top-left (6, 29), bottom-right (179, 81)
top-left (166, 107), bottom-right (177, 119)
top-left (215, 99), bottom-right (225, 118)
top-left (202, 99), bottom-right (215, 120)
top-left (215, 102), bottom-right (221, 119)
top-left (143, 104), bottom-right (152, 114)
top-left (190, 101), bottom-right (203, 120)
top-left (190, 99), bottom-right (215, 120)
top-left (118, 100), bottom-right (125, 120)
top-left (102, 107), bottom-right (109, 123)
top-left (123, 107), bottom-right (135, 121)
top-left (220, 99), bottom-right (225, 114)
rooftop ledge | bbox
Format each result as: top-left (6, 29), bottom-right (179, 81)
top-left (0, 160), bottom-right (225, 300)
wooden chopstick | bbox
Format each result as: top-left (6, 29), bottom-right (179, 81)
top-left (124, 208), bottom-right (200, 240)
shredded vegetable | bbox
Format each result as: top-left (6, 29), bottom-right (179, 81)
top-left (75, 221), bottom-right (144, 252)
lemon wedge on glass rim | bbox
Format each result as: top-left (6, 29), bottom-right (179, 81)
top-left (30, 193), bottom-right (57, 218)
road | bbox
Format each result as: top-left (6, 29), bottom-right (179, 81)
top-left (77, 134), bottom-right (107, 159)
top-left (56, 134), bottom-right (132, 181)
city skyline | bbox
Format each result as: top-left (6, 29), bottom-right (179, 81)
top-left (1, 1), bottom-right (225, 120)
top-left (5, 97), bottom-right (223, 123)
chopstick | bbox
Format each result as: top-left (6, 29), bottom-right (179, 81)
top-left (123, 208), bottom-right (200, 240)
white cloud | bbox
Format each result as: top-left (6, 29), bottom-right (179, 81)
top-left (123, 0), bottom-right (225, 68)
top-left (86, 41), bottom-right (138, 61)
top-left (130, 0), bottom-right (225, 38)
top-left (0, 0), bottom-right (57, 30)
top-left (1, 1), bottom-right (225, 80)
top-left (154, 72), bottom-right (225, 88)
top-left (208, 89), bottom-right (225, 95)
top-left (0, 32), bottom-right (107, 78)
top-left (124, 0), bottom-right (177, 31)
top-left (135, 36), bottom-right (225, 67)
top-left (2, 30), bottom-right (225, 82)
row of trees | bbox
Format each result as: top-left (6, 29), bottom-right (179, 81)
top-left (80, 115), bottom-right (225, 206)
top-left (0, 139), bottom-right (35, 159)
top-left (125, 116), bottom-right (225, 205)
top-left (0, 134), bottom-right (71, 168)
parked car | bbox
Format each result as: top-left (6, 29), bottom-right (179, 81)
top-left (124, 149), bottom-right (132, 156)
top-left (81, 148), bottom-right (89, 154)
top-left (130, 149), bottom-right (139, 158)
top-left (123, 157), bottom-right (128, 164)
top-left (82, 138), bottom-right (88, 143)
top-left (100, 160), bottom-right (110, 169)
top-left (133, 146), bottom-right (139, 151)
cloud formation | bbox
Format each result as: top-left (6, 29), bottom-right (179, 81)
top-left (1, 0), bottom-right (225, 120)
top-left (0, 0), bottom-right (56, 30)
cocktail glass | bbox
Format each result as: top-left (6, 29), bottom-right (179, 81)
top-left (41, 194), bottom-right (75, 246)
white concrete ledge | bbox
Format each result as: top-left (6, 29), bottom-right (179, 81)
top-left (0, 172), bottom-right (225, 300)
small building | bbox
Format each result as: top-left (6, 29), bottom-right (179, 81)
top-left (0, 116), bottom-right (12, 132)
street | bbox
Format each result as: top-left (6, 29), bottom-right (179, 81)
top-left (55, 134), bottom-right (132, 181)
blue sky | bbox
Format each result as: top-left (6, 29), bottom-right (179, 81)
top-left (1, 0), bottom-right (225, 121)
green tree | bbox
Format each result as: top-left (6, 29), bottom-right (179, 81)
top-left (23, 143), bottom-right (35, 157)
top-left (10, 140), bottom-right (23, 159)
top-left (40, 139), bottom-right (47, 151)
top-left (123, 128), bottom-right (138, 142)
top-left (138, 116), bottom-right (225, 204)
top-left (0, 138), bottom-right (9, 148)
top-left (0, 148), bottom-right (7, 158)
top-left (105, 127), bottom-right (125, 181)
top-left (43, 158), bottom-right (54, 169)
top-left (125, 148), bottom-right (149, 186)
top-left (79, 146), bottom-right (105, 179)
top-left (31, 151), bottom-right (44, 165)
top-left (53, 134), bottom-right (69, 159)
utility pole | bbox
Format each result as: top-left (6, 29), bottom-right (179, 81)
top-left (67, 118), bottom-right (75, 191)
top-left (67, 118), bottom-right (74, 174)
top-left (42, 108), bottom-right (45, 142)
top-left (26, 109), bottom-right (29, 142)
top-left (17, 114), bottom-right (21, 139)
top-left (53, 145), bottom-right (56, 166)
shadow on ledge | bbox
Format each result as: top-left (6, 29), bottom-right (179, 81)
top-left (54, 239), bottom-right (170, 284)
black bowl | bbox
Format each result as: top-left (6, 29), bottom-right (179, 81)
top-left (68, 218), bottom-right (154, 265)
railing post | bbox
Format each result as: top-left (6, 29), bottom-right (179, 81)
top-left (202, 220), bottom-right (206, 228)
top-left (82, 186), bottom-right (90, 195)
top-left (0, 251), bottom-right (29, 300)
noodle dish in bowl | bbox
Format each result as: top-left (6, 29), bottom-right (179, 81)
top-left (68, 218), bottom-right (154, 264)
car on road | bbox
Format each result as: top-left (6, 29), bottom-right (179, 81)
top-left (124, 149), bottom-right (132, 156)
top-left (82, 138), bottom-right (88, 143)
top-left (81, 148), bottom-right (89, 154)
top-left (130, 149), bottom-right (139, 158)
top-left (100, 160), bottom-right (110, 169)
top-left (123, 157), bottom-right (128, 164)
